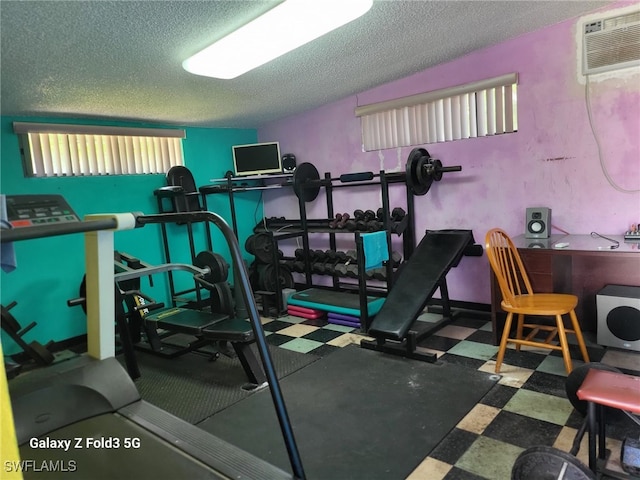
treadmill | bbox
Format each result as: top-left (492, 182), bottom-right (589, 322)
top-left (2, 195), bottom-right (305, 479)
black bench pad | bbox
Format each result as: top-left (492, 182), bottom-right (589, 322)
top-left (368, 229), bottom-right (475, 341)
top-left (201, 318), bottom-right (254, 343)
top-left (145, 308), bottom-right (229, 335)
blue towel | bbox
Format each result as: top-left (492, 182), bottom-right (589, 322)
top-left (362, 231), bottom-right (389, 270)
top-left (0, 194), bottom-right (17, 273)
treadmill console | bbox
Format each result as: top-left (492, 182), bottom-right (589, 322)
top-left (6, 194), bottom-right (80, 228)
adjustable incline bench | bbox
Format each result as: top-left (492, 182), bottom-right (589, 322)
top-left (361, 229), bottom-right (481, 362)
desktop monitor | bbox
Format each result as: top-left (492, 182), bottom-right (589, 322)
top-left (232, 142), bottom-right (282, 176)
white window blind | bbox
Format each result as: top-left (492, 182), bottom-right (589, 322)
top-left (355, 73), bottom-right (518, 151)
top-left (13, 122), bottom-right (186, 177)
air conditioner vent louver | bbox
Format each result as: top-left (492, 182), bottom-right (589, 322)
top-left (583, 10), bottom-right (640, 75)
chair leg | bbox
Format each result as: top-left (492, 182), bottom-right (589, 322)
top-left (569, 309), bottom-right (590, 364)
top-left (555, 314), bottom-right (573, 374)
top-left (495, 312), bottom-right (514, 374)
top-left (515, 314), bottom-right (524, 352)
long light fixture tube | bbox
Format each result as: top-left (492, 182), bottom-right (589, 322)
top-left (183, 0), bottom-right (373, 79)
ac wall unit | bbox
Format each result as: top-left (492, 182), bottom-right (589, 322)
top-left (582, 9), bottom-right (640, 75)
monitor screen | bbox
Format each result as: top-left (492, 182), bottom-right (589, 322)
top-left (232, 142), bottom-right (282, 176)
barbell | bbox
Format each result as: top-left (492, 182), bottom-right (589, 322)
top-left (291, 147), bottom-right (461, 201)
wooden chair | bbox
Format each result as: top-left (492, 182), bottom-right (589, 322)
top-left (485, 228), bottom-right (590, 374)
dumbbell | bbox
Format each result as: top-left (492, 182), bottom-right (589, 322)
top-left (336, 213), bottom-right (350, 229)
top-left (391, 207), bottom-right (406, 221)
top-left (329, 213), bottom-right (350, 229)
top-left (334, 264), bottom-right (359, 278)
top-left (325, 250), bottom-right (347, 263)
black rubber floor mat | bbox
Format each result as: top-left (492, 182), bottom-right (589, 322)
top-left (199, 344), bottom-right (498, 480)
top-left (125, 344), bottom-right (319, 425)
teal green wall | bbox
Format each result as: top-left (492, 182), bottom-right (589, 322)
top-left (0, 116), bottom-right (260, 355)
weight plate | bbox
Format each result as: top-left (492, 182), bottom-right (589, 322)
top-left (211, 282), bottom-right (234, 316)
top-left (292, 162), bottom-right (321, 202)
top-left (257, 264), bottom-right (294, 292)
top-left (511, 446), bottom-right (595, 480)
top-left (194, 250), bottom-right (229, 284)
top-left (245, 235), bottom-right (256, 255)
top-left (430, 158), bottom-right (444, 181)
top-left (251, 233), bottom-right (273, 264)
top-left (415, 156), bottom-right (434, 195)
top-left (406, 148), bottom-right (430, 196)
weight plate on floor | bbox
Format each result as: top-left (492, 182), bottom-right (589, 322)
top-left (511, 446), bottom-right (595, 480)
top-left (292, 162), bottom-right (320, 202)
top-left (406, 148), bottom-right (431, 196)
top-left (194, 250), bottom-right (229, 284)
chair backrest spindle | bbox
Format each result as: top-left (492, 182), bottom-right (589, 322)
top-left (485, 229), bottom-right (534, 307)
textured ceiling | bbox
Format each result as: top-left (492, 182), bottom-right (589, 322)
top-left (0, 0), bottom-right (612, 129)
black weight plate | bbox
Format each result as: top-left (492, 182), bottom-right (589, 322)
top-left (251, 233), bottom-right (273, 264)
top-left (292, 162), bottom-right (320, 202)
top-left (415, 156), bottom-right (434, 194)
top-left (245, 235), bottom-right (256, 255)
top-left (258, 264), bottom-right (294, 292)
top-left (565, 362), bottom-right (623, 417)
top-left (430, 158), bottom-right (443, 181)
top-left (406, 148), bottom-right (430, 196)
top-left (211, 282), bottom-right (234, 316)
top-left (256, 264), bottom-right (271, 291)
top-left (194, 250), bottom-right (229, 284)
top-left (279, 265), bottom-right (294, 289)
top-left (511, 446), bottom-right (595, 480)
top-left (248, 262), bottom-right (260, 291)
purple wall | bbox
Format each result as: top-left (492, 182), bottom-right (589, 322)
top-left (259, 3), bottom-right (640, 305)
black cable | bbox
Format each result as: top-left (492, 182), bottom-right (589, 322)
top-left (590, 231), bottom-right (619, 249)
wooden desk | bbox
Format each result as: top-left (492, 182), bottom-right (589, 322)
top-left (490, 234), bottom-right (640, 345)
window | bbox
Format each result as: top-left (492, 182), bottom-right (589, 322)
top-left (355, 73), bottom-right (518, 151)
top-left (13, 122), bottom-right (186, 177)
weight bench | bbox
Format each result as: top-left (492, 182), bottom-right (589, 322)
top-left (577, 369), bottom-right (640, 478)
top-left (361, 229), bottom-right (480, 362)
top-left (134, 307), bottom-right (266, 385)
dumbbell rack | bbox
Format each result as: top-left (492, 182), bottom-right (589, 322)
top-left (199, 169), bottom-right (418, 330)
top-left (251, 169), bottom-right (417, 331)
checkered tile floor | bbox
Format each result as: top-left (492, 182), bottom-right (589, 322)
top-left (261, 310), bottom-right (640, 480)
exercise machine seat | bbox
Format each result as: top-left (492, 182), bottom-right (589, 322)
top-left (145, 307), bottom-right (229, 336)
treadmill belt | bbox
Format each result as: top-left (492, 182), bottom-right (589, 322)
top-left (19, 413), bottom-right (226, 480)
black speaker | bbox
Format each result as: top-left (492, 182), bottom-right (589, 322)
top-left (525, 207), bottom-right (551, 239)
top-left (282, 153), bottom-right (296, 173)
top-left (597, 285), bottom-right (640, 352)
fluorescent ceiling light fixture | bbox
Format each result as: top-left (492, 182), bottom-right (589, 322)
top-left (182, 0), bottom-right (373, 79)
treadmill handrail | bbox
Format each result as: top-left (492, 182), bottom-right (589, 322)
top-left (1, 218), bottom-right (118, 243)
